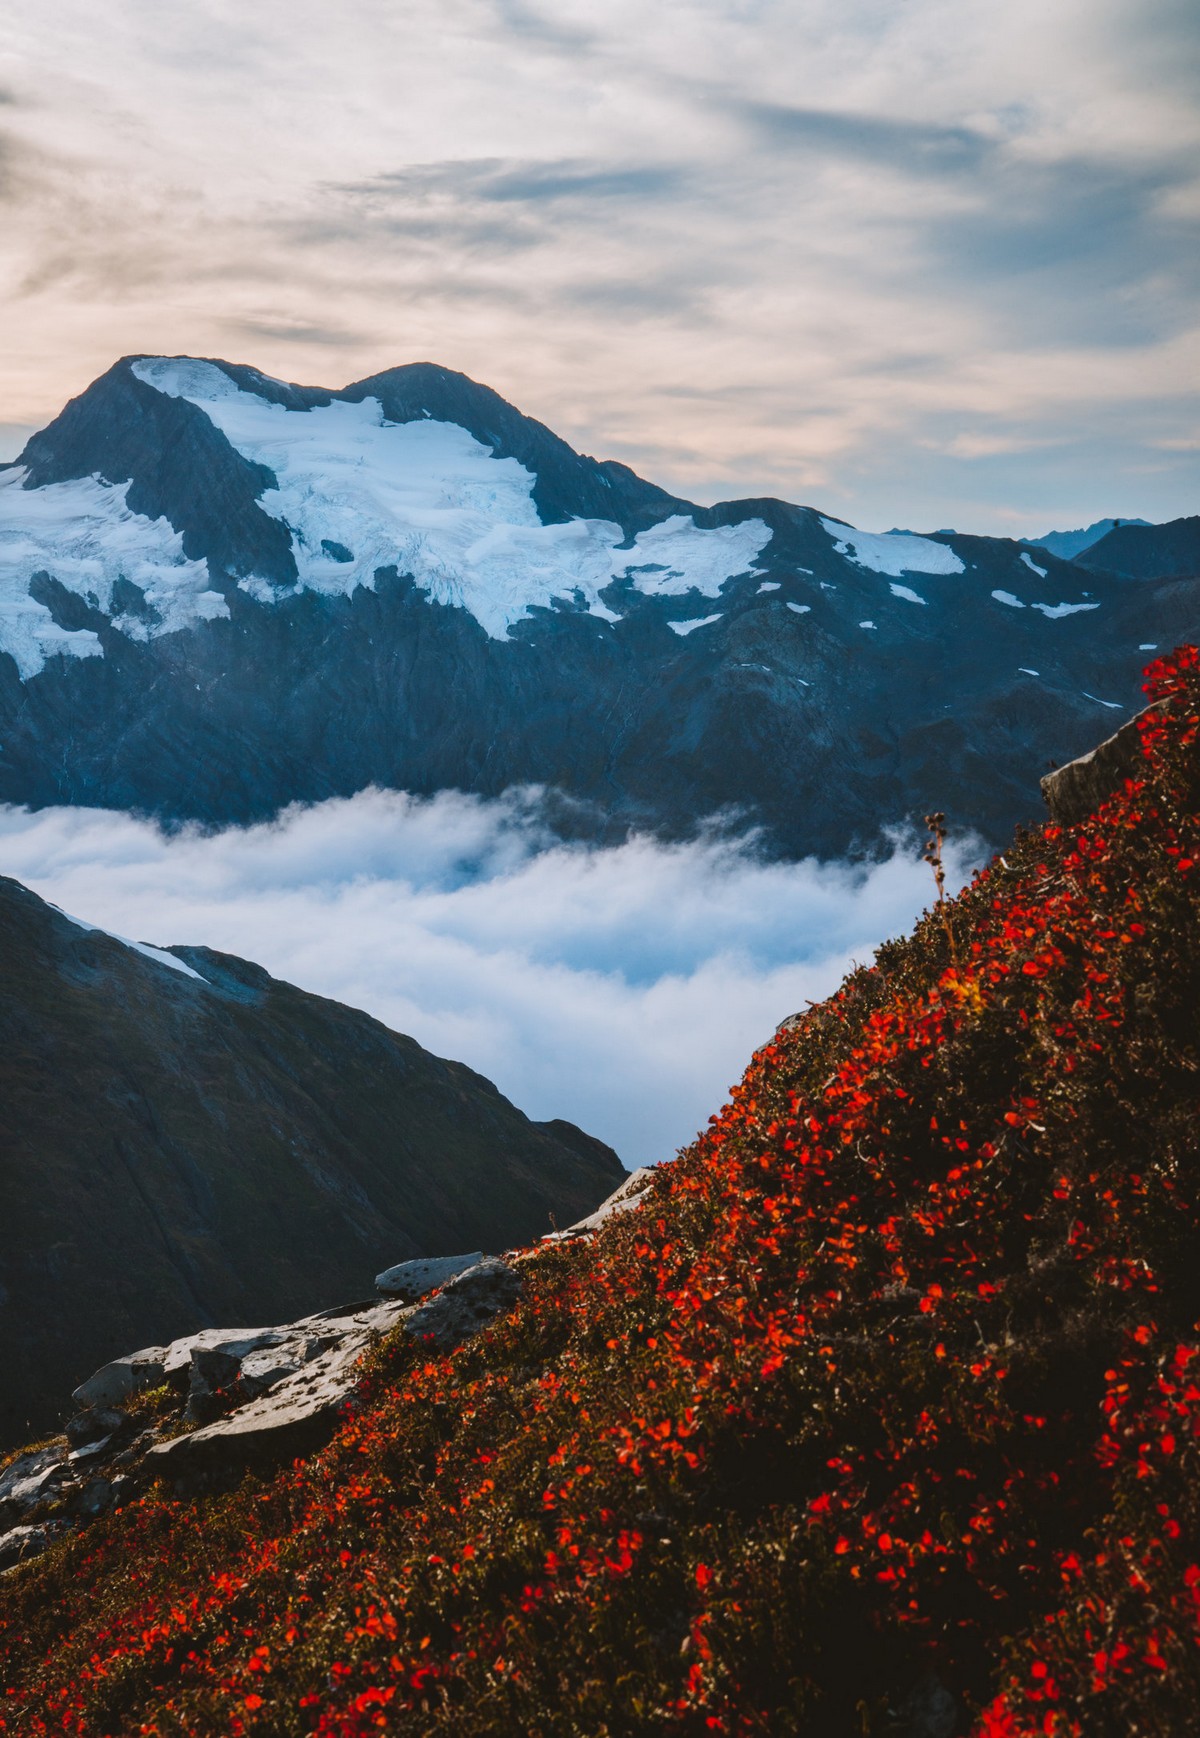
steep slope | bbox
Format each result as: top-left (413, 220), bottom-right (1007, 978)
top-left (1, 356), bottom-right (1191, 857)
top-left (1076, 514), bottom-right (1200, 582)
top-left (3, 650), bottom-right (1199, 1735)
top-left (0, 875), bottom-right (621, 1446)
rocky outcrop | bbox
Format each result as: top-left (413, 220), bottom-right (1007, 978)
top-left (1040, 704), bottom-right (1161, 827)
top-left (0, 1247), bottom-right (527, 1568)
top-left (0, 872), bottom-right (623, 1447)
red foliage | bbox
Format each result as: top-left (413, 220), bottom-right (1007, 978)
top-left (3, 649), bottom-right (1200, 1734)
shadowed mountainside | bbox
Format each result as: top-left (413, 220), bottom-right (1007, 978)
top-left (0, 874), bottom-right (621, 1446)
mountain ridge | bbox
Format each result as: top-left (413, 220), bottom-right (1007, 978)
top-left (0, 355), bottom-right (1194, 858)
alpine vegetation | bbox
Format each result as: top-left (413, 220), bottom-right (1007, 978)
top-left (3, 649), bottom-right (1200, 1733)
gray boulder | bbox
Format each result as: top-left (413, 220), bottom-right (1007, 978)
top-left (402, 1257), bottom-right (522, 1350)
top-left (72, 1346), bottom-right (168, 1410)
top-left (0, 1521), bottom-right (60, 1574)
top-left (0, 1444), bottom-right (68, 1525)
top-left (375, 1252), bottom-right (484, 1300)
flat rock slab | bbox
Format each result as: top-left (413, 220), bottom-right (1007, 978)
top-left (375, 1252), bottom-right (483, 1300)
top-left (148, 1300), bottom-right (414, 1481)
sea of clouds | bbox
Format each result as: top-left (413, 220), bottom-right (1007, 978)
top-left (0, 790), bottom-right (979, 1167)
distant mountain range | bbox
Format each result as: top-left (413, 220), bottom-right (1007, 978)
top-left (1, 355), bottom-right (1196, 856)
top-left (1025, 517), bottom-right (1151, 561)
top-left (0, 871), bottom-right (621, 1445)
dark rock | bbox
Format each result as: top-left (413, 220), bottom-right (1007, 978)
top-left (893, 1673), bottom-right (958, 1738)
top-left (188, 1345), bottom-right (244, 1394)
top-left (375, 1252), bottom-right (484, 1300)
top-left (1040, 704), bottom-right (1160, 827)
top-left (66, 1406), bottom-right (128, 1449)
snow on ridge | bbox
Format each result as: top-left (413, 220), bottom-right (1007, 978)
top-left (55, 906), bottom-right (207, 981)
top-left (1032, 600), bottom-right (1100, 620)
top-left (132, 358), bottom-right (773, 641)
top-left (0, 467), bottom-right (223, 679)
top-left (669, 613), bottom-right (723, 636)
top-left (820, 516), bottom-right (965, 578)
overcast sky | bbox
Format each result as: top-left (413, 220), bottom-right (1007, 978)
top-left (0, 0), bottom-right (1196, 534)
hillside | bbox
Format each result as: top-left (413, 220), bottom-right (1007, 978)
top-left (1, 356), bottom-right (1192, 857)
top-left (0, 876), bottom-right (621, 1447)
top-left (2, 648), bottom-right (1199, 1735)
top-left (1077, 515), bottom-right (1200, 583)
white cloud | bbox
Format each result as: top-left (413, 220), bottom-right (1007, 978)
top-left (0, 789), bottom-right (979, 1168)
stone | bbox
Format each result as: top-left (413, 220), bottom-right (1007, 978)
top-left (72, 1346), bottom-right (168, 1410)
top-left (401, 1257), bottom-right (522, 1351)
top-left (374, 1252), bottom-right (484, 1300)
top-left (893, 1673), bottom-right (958, 1738)
top-left (147, 1299), bottom-right (414, 1482)
top-left (162, 1328), bottom-right (290, 1388)
top-left (66, 1406), bottom-right (127, 1449)
top-left (1041, 702), bottom-right (1161, 828)
top-left (0, 1445), bottom-right (67, 1525)
top-left (188, 1345), bottom-right (243, 1394)
top-left (0, 1522), bottom-right (59, 1574)
top-left (545, 1168), bottom-right (657, 1241)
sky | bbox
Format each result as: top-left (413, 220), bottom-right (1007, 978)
top-left (0, 792), bottom-right (978, 1168)
top-left (0, 0), bottom-right (1196, 535)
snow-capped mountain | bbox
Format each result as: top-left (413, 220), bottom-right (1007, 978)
top-left (1, 355), bottom-right (1193, 855)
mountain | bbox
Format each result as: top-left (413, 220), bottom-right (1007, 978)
top-left (1076, 513), bottom-right (1200, 582)
top-left (1, 356), bottom-right (1194, 856)
top-left (4, 649), bottom-right (1199, 1734)
top-left (0, 872), bottom-right (622, 1446)
top-left (1025, 516), bottom-right (1150, 561)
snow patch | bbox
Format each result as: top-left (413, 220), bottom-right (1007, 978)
top-left (1083, 692), bottom-right (1123, 710)
top-left (1018, 667), bottom-right (1040, 677)
top-left (56, 906), bottom-right (207, 980)
top-left (1140, 643), bottom-right (1158, 651)
top-left (669, 613), bottom-right (723, 636)
top-left (0, 468), bottom-right (222, 679)
top-left (889, 583), bottom-right (927, 605)
top-left (1031, 600), bottom-right (1101, 620)
top-left (133, 359), bottom-right (772, 641)
top-left (820, 517), bottom-right (965, 578)
top-left (757, 581), bottom-right (780, 593)
top-left (1020, 551), bottom-right (1048, 578)
top-left (992, 590), bottom-right (1025, 609)
top-left (786, 602), bottom-right (811, 615)
top-left (859, 620), bottom-right (876, 630)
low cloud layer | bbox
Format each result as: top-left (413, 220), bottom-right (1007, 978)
top-left (0, 789), bottom-right (978, 1168)
top-left (0, 0), bottom-right (1196, 531)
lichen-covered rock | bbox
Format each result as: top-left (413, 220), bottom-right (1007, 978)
top-left (1040, 703), bottom-right (1159, 827)
top-left (375, 1252), bottom-right (484, 1300)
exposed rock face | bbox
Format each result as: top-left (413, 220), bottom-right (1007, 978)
top-left (1, 357), bottom-right (1191, 858)
top-left (0, 872), bottom-right (623, 1448)
top-left (2, 1248), bottom-right (527, 1558)
top-left (1040, 704), bottom-right (1160, 827)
